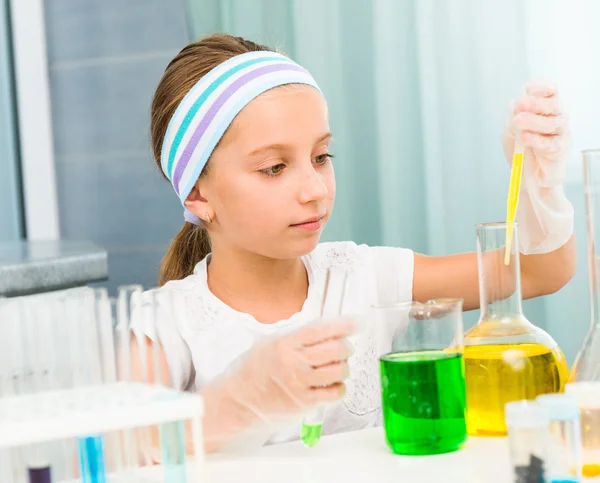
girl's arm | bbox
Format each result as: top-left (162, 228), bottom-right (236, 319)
top-left (413, 81), bottom-right (576, 310)
top-left (413, 234), bottom-right (576, 311)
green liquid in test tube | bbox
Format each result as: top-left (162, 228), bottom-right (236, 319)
top-left (301, 407), bottom-right (324, 447)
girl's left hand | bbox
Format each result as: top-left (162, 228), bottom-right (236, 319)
top-left (501, 81), bottom-right (572, 188)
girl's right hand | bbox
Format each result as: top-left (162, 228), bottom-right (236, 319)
top-left (136, 317), bottom-right (355, 455)
top-left (201, 319), bottom-right (356, 451)
top-left (227, 319), bottom-right (355, 417)
top-left (199, 319), bottom-right (355, 452)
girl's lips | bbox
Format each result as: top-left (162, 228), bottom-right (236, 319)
top-left (291, 216), bottom-right (325, 231)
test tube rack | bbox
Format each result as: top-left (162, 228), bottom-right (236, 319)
top-left (0, 382), bottom-right (204, 481)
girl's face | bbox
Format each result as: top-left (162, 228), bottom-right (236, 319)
top-left (187, 85), bottom-right (335, 260)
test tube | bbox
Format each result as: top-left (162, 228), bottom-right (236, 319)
top-left (0, 296), bottom-right (55, 483)
top-left (0, 298), bottom-right (24, 483)
top-left (26, 297), bottom-right (56, 483)
top-left (0, 302), bottom-right (7, 480)
top-left (301, 269), bottom-right (347, 448)
top-left (149, 289), bottom-right (187, 482)
top-left (505, 400), bottom-right (548, 483)
top-left (48, 294), bottom-right (76, 481)
top-left (93, 288), bottom-right (126, 481)
top-left (128, 287), bottom-right (157, 468)
top-left (66, 290), bottom-right (107, 483)
top-left (566, 382), bottom-right (600, 479)
top-left (536, 394), bottom-right (582, 483)
top-left (16, 298), bottom-right (54, 483)
top-left (117, 285), bottom-right (144, 475)
top-left (0, 298), bottom-right (16, 483)
top-left (301, 408), bottom-right (325, 447)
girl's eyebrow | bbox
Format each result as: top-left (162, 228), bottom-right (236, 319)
top-left (315, 132), bottom-right (333, 145)
top-left (247, 132), bottom-right (333, 157)
top-left (247, 143), bottom-right (289, 157)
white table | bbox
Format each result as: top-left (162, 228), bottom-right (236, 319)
top-left (202, 427), bottom-right (513, 483)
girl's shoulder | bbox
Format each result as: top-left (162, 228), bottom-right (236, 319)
top-left (309, 241), bottom-right (413, 272)
top-left (309, 241), bottom-right (414, 307)
top-left (157, 260), bottom-right (229, 331)
top-left (308, 241), bottom-right (362, 272)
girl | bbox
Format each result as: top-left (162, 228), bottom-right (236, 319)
top-left (141, 33), bottom-right (575, 453)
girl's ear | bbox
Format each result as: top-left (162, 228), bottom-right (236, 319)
top-left (184, 180), bottom-right (214, 224)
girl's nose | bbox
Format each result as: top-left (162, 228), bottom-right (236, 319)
top-left (298, 166), bottom-right (328, 204)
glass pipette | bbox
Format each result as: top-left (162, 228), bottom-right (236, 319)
top-left (301, 269), bottom-right (348, 448)
top-left (505, 130), bottom-right (525, 265)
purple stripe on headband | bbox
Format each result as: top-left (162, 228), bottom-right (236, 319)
top-left (173, 62), bottom-right (306, 194)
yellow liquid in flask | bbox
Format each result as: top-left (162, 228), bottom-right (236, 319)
top-left (464, 343), bottom-right (569, 436)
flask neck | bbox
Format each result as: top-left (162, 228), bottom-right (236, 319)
top-left (477, 223), bottom-right (524, 320)
top-left (481, 288), bottom-right (523, 319)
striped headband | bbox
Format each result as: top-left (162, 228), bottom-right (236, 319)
top-left (160, 51), bottom-right (322, 225)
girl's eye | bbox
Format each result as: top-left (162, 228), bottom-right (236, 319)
top-left (315, 153), bottom-right (334, 165)
top-left (261, 163), bottom-right (286, 176)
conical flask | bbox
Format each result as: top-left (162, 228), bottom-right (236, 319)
top-left (571, 149), bottom-right (600, 382)
top-left (463, 222), bottom-right (569, 436)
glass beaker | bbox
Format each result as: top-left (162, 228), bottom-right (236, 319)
top-left (374, 299), bottom-right (467, 455)
top-left (571, 150), bottom-right (600, 383)
top-left (464, 222), bottom-right (569, 436)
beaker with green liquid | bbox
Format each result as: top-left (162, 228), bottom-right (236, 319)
top-left (373, 299), bottom-right (467, 456)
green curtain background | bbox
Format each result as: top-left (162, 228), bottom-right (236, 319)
top-left (185, 0), bottom-right (590, 362)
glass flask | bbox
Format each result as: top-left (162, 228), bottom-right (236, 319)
top-left (570, 150), bottom-right (600, 383)
top-left (463, 222), bottom-right (569, 436)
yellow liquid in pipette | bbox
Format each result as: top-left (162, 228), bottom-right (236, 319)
top-left (504, 152), bottom-right (524, 265)
top-left (464, 343), bottom-right (568, 436)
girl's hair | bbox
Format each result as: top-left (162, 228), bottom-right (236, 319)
top-left (150, 34), bottom-right (272, 286)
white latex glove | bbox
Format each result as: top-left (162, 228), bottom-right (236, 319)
top-left (202, 319), bottom-right (355, 451)
top-left (501, 80), bottom-right (574, 254)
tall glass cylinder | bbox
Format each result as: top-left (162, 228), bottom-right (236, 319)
top-left (464, 222), bottom-right (568, 436)
top-left (571, 150), bottom-right (600, 382)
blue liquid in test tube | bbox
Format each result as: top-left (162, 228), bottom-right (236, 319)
top-left (160, 421), bottom-right (187, 482)
top-left (78, 436), bottom-right (107, 483)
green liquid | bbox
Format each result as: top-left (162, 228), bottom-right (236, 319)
top-left (301, 424), bottom-right (322, 448)
top-left (380, 351), bottom-right (467, 455)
